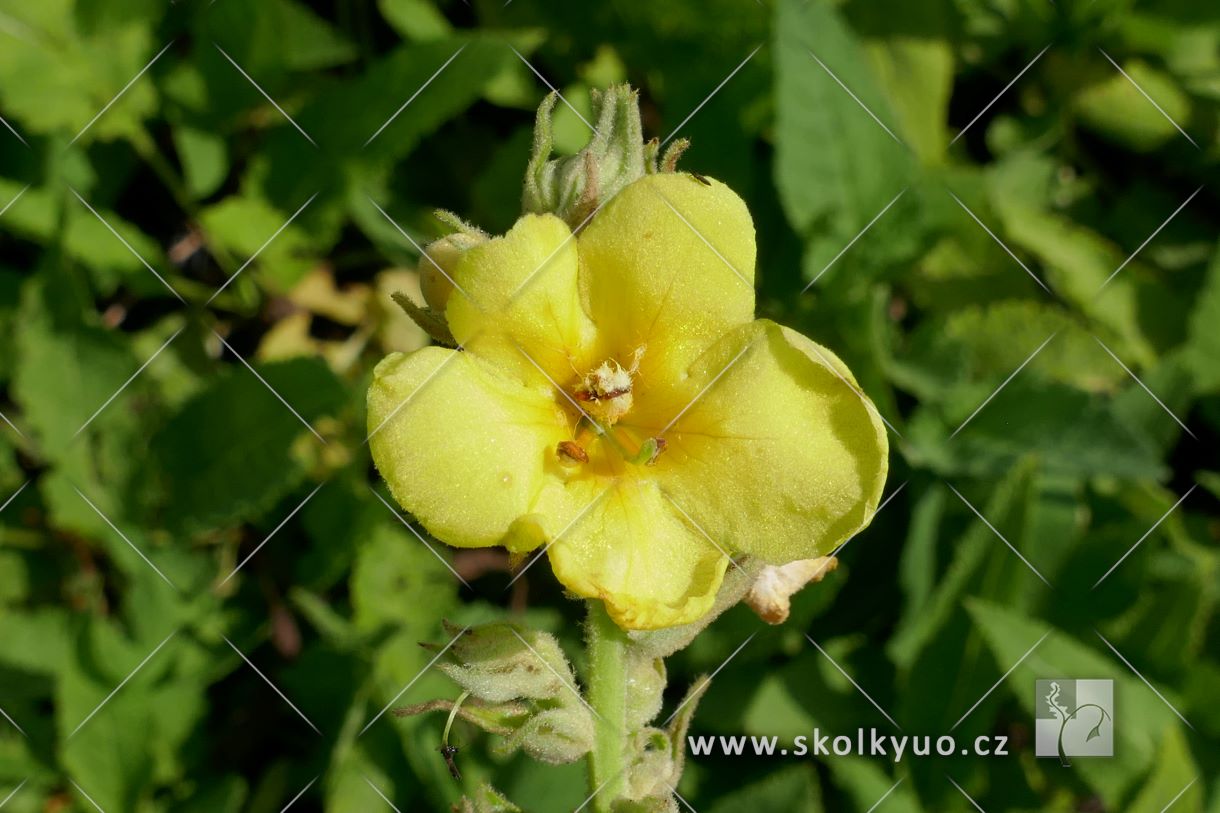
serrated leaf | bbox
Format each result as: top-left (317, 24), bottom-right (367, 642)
top-left (966, 600), bottom-right (1179, 804)
top-left (773, 0), bottom-right (915, 247)
top-left (147, 357), bottom-right (343, 535)
top-left (707, 765), bottom-right (821, 813)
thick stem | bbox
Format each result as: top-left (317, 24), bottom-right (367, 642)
top-left (585, 601), bottom-right (628, 812)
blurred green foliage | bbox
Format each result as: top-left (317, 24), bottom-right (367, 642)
top-left (0, 0), bottom-right (1218, 811)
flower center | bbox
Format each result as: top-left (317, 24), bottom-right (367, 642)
top-left (573, 347), bottom-right (644, 426)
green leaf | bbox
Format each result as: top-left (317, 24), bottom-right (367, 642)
top-left (0, 0), bottom-right (159, 141)
top-left (147, 357), bottom-right (344, 536)
top-left (172, 126), bottom-right (229, 200)
top-left (1186, 240), bottom-right (1220, 393)
top-left (1075, 60), bottom-right (1192, 151)
top-left (706, 765), bottom-right (821, 813)
top-left (200, 195), bottom-right (318, 293)
top-left (911, 379), bottom-right (1166, 480)
top-left (966, 600), bottom-right (1179, 805)
top-left (773, 0), bottom-right (914, 252)
top-left (1125, 725), bottom-right (1203, 813)
top-left (208, 0), bottom-right (356, 72)
top-left (378, 0), bottom-right (453, 41)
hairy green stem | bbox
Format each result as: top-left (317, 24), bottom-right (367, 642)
top-left (586, 601), bottom-right (628, 811)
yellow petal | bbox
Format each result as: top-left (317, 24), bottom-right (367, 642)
top-left (578, 174), bottom-right (756, 386)
top-left (446, 214), bottom-right (597, 388)
top-left (637, 319), bottom-right (889, 564)
top-left (541, 476), bottom-right (730, 630)
top-left (367, 347), bottom-right (570, 551)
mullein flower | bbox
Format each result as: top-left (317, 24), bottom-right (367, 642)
top-left (368, 172), bottom-right (888, 630)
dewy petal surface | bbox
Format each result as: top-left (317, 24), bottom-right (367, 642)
top-left (446, 213), bottom-right (597, 388)
top-left (634, 319), bottom-right (889, 564)
top-left (539, 475), bottom-right (730, 630)
top-left (578, 174), bottom-right (756, 386)
top-left (367, 347), bottom-right (570, 551)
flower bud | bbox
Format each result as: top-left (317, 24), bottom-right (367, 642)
top-left (744, 556), bottom-right (837, 624)
top-left (523, 85), bottom-right (649, 227)
top-left (419, 230), bottom-right (485, 312)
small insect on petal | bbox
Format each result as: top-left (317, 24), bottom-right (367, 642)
top-left (557, 440), bottom-right (590, 465)
top-left (688, 171), bottom-right (711, 186)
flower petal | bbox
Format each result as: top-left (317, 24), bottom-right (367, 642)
top-left (446, 213), bottom-right (597, 388)
top-left (578, 174), bottom-right (755, 385)
top-left (541, 477), bottom-right (730, 630)
top-left (367, 347), bottom-right (570, 551)
top-left (638, 319), bottom-right (889, 564)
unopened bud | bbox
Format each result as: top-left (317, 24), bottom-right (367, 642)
top-left (745, 557), bottom-right (837, 624)
top-left (420, 231), bottom-right (485, 312)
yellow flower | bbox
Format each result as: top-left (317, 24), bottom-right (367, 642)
top-left (368, 174), bottom-right (888, 630)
